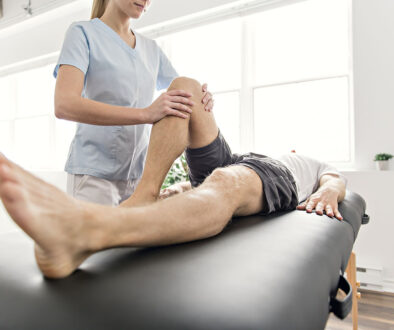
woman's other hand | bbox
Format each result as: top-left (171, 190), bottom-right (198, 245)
top-left (145, 90), bottom-right (194, 123)
top-left (201, 83), bottom-right (214, 112)
top-left (159, 181), bottom-right (192, 199)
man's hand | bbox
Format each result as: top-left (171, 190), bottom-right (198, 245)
top-left (159, 181), bottom-right (192, 200)
top-left (297, 174), bottom-right (346, 221)
top-left (201, 83), bottom-right (214, 112)
top-left (297, 188), bottom-right (343, 220)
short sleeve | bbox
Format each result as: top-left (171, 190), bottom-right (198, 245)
top-left (318, 162), bottom-right (348, 187)
top-left (156, 45), bottom-right (178, 90)
top-left (53, 23), bottom-right (90, 79)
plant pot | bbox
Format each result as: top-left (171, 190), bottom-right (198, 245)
top-left (375, 160), bottom-right (389, 171)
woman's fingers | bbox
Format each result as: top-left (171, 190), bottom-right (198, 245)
top-left (169, 102), bottom-right (192, 114)
top-left (202, 83), bottom-right (208, 92)
top-left (167, 89), bottom-right (193, 98)
top-left (170, 96), bottom-right (195, 106)
top-left (168, 110), bottom-right (188, 119)
top-left (202, 91), bottom-right (213, 105)
top-left (206, 99), bottom-right (214, 112)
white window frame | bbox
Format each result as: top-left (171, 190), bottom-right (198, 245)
top-left (0, 0), bottom-right (354, 170)
top-left (145, 0), bottom-right (355, 168)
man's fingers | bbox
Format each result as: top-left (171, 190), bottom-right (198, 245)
top-left (315, 202), bottom-right (325, 215)
top-left (297, 201), bottom-right (308, 210)
top-left (167, 89), bottom-right (193, 97)
top-left (325, 204), bottom-right (334, 217)
top-left (202, 83), bottom-right (208, 92)
top-left (306, 200), bottom-right (316, 212)
top-left (334, 209), bottom-right (343, 221)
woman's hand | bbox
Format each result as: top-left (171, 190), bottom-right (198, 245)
top-left (297, 187), bottom-right (343, 220)
top-left (159, 185), bottom-right (183, 200)
top-left (201, 83), bottom-right (214, 112)
top-left (145, 89), bottom-right (195, 123)
top-left (159, 181), bottom-right (192, 200)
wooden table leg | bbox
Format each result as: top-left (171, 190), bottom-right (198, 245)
top-left (345, 252), bottom-right (359, 330)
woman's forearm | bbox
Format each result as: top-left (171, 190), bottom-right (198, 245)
top-left (55, 96), bottom-right (150, 126)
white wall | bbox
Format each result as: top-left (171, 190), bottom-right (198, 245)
top-left (345, 170), bottom-right (394, 292)
top-left (352, 0), bottom-right (394, 170)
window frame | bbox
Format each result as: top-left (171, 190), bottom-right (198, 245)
top-left (150, 0), bottom-right (354, 168)
top-left (0, 0), bottom-right (354, 170)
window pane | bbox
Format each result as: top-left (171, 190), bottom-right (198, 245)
top-left (158, 17), bottom-right (242, 92)
top-left (253, 77), bottom-right (350, 162)
top-left (15, 64), bottom-right (55, 118)
top-left (213, 91), bottom-right (240, 153)
top-left (54, 118), bottom-right (76, 170)
top-left (0, 121), bottom-right (14, 158)
top-left (253, 0), bottom-right (349, 86)
top-left (0, 76), bottom-right (17, 120)
top-left (14, 116), bottom-right (53, 170)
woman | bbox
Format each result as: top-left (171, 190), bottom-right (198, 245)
top-left (53, 0), bottom-right (214, 205)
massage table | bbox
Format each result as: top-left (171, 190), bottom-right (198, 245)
top-left (0, 190), bottom-right (368, 330)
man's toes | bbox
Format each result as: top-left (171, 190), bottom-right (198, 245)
top-left (0, 181), bottom-right (23, 203)
top-left (0, 163), bottom-right (18, 184)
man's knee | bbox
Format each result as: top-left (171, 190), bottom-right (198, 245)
top-left (206, 166), bottom-right (262, 195)
top-left (205, 167), bottom-right (239, 190)
top-left (168, 76), bottom-right (202, 97)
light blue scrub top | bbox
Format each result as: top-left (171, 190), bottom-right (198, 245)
top-left (53, 18), bottom-right (178, 181)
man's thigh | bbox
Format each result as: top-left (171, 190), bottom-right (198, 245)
top-left (229, 165), bottom-right (264, 217)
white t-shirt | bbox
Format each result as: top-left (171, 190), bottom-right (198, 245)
top-left (277, 154), bottom-right (347, 203)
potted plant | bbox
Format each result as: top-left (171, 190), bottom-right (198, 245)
top-left (374, 153), bottom-right (393, 170)
top-left (162, 153), bottom-right (189, 189)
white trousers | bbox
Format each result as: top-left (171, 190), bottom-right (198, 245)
top-left (66, 174), bottom-right (140, 206)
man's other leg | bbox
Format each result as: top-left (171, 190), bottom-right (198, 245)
top-left (123, 77), bottom-right (218, 207)
top-left (0, 154), bottom-right (263, 279)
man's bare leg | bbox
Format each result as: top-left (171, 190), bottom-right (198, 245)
top-left (0, 152), bottom-right (262, 279)
top-left (122, 76), bottom-right (218, 207)
top-left (0, 78), bottom-right (263, 279)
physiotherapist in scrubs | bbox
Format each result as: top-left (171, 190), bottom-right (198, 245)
top-left (53, 0), bottom-right (214, 205)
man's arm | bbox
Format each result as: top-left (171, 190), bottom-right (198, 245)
top-left (297, 174), bottom-right (346, 220)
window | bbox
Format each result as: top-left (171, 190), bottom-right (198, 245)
top-left (0, 0), bottom-right (351, 172)
top-left (254, 77), bottom-right (350, 161)
top-left (0, 64), bottom-right (76, 171)
top-left (156, 17), bottom-right (243, 153)
top-left (155, 0), bottom-right (351, 163)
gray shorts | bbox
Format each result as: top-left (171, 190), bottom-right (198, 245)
top-left (185, 131), bottom-right (298, 215)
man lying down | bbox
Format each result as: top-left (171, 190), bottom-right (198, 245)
top-left (0, 77), bottom-right (347, 279)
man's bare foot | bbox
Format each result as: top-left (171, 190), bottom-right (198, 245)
top-left (0, 154), bottom-right (97, 279)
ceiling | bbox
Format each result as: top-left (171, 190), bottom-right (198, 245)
top-left (0, 0), bottom-right (86, 31)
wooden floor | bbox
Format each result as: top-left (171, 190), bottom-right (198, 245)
top-left (326, 289), bottom-right (394, 330)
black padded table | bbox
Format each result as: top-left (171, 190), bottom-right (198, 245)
top-left (0, 191), bottom-right (367, 330)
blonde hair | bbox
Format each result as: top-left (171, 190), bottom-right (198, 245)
top-left (91, 0), bottom-right (108, 19)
